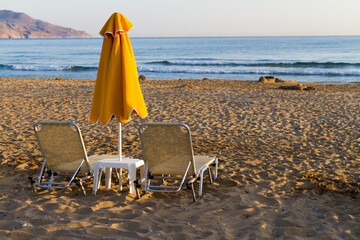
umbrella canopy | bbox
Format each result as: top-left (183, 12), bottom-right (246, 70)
top-left (90, 12), bottom-right (147, 125)
top-left (90, 13), bottom-right (147, 159)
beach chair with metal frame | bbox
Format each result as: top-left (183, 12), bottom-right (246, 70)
top-left (29, 121), bottom-right (119, 195)
top-left (138, 122), bottom-right (218, 202)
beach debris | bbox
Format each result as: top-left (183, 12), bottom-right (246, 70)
top-left (55, 77), bottom-right (63, 80)
top-left (139, 75), bottom-right (147, 82)
top-left (203, 77), bottom-right (210, 80)
top-left (279, 84), bottom-right (316, 91)
top-left (275, 78), bottom-right (297, 83)
top-left (258, 76), bottom-right (275, 83)
top-left (298, 171), bottom-right (360, 195)
top-left (258, 76), bottom-right (297, 83)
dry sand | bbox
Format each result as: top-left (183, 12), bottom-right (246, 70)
top-left (0, 77), bottom-right (360, 239)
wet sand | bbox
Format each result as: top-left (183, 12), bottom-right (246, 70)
top-left (0, 77), bottom-right (360, 239)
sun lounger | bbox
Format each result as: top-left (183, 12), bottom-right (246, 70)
top-left (138, 122), bottom-right (218, 202)
top-left (29, 121), bottom-right (119, 195)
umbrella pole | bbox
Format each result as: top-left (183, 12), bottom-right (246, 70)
top-left (119, 122), bottom-right (122, 161)
top-left (119, 122), bottom-right (123, 190)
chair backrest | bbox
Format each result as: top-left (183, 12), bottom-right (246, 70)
top-left (34, 121), bottom-right (91, 173)
top-left (139, 122), bottom-right (196, 176)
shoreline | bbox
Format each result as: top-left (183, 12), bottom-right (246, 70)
top-left (1, 77), bottom-right (359, 84)
top-left (2, 76), bottom-right (360, 84)
top-left (0, 77), bottom-right (359, 239)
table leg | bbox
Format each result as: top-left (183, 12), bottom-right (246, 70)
top-left (128, 165), bottom-right (137, 194)
top-left (93, 166), bottom-right (99, 195)
top-left (119, 168), bottom-right (123, 191)
top-left (105, 167), bottom-right (112, 188)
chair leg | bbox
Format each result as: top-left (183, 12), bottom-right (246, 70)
top-left (214, 158), bottom-right (218, 182)
top-left (135, 180), bottom-right (141, 199)
top-left (28, 176), bottom-right (37, 193)
top-left (198, 168), bottom-right (206, 199)
top-left (208, 167), bottom-right (213, 184)
top-left (76, 179), bottom-right (87, 196)
top-left (48, 171), bottom-right (54, 189)
top-left (189, 182), bottom-right (197, 202)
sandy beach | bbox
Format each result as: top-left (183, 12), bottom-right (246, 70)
top-left (0, 77), bottom-right (359, 239)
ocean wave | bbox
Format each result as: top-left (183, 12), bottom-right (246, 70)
top-left (65, 66), bottom-right (98, 71)
top-left (2, 62), bottom-right (360, 77)
top-left (0, 64), bottom-right (13, 70)
top-left (138, 66), bottom-right (360, 76)
top-left (147, 60), bottom-right (360, 68)
top-left (0, 64), bottom-right (97, 71)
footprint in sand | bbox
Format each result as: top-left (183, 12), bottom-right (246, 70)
top-left (110, 221), bottom-right (149, 233)
top-left (86, 227), bottom-right (123, 237)
top-left (0, 220), bottom-right (23, 231)
top-left (10, 230), bottom-right (36, 240)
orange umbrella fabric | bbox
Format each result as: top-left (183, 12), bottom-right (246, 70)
top-left (90, 12), bottom-right (147, 125)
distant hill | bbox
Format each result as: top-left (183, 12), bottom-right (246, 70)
top-left (0, 10), bottom-right (92, 38)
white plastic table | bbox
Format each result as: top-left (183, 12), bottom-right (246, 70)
top-left (92, 158), bottom-right (144, 195)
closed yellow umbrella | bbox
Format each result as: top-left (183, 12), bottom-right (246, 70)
top-left (90, 12), bottom-right (147, 160)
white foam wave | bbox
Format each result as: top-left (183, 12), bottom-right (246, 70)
top-left (138, 66), bottom-right (360, 76)
top-left (10, 65), bottom-right (97, 71)
top-left (11, 65), bottom-right (68, 71)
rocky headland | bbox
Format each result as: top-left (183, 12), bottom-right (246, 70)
top-left (0, 10), bottom-right (92, 38)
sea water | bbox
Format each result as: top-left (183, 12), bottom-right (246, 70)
top-left (0, 36), bottom-right (359, 83)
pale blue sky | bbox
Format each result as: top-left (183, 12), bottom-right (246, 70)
top-left (2, 0), bottom-right (360, 37)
